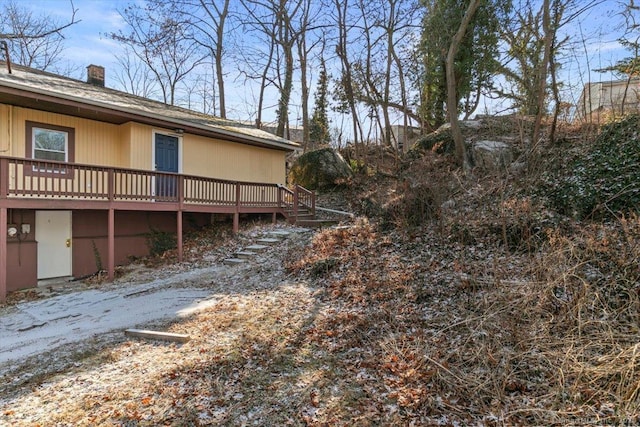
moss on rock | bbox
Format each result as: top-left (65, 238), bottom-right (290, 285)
top-left (288, 148), bottom-right (353, 190)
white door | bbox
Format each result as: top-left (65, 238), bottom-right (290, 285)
top-left (36, 211), bottom-right (72, 279)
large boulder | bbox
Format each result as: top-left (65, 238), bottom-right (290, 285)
top-left (471, 140), bottom-right (513, 172)
top-left (288, 147), bottom-right (353, 190)
top-left (410, 120), bottom-right (485, 155)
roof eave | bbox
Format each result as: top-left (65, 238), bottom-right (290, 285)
top-left (0, 79), bottom-right (299, 152)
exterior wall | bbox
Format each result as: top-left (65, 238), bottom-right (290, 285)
top-left (72, 210), bottom-right (172, 278)
top-left (123, 122), bottom-right (159, 170)
top-left (0, 104), bottom-right (11, 156)
top-left (3, 209), bottom-right (213, 290)
top-left (1, 104), bottom-right (288, 186)
top-left (391, 125), bottom-right (421, 153)
top-left (9, 106), bottom-right (125, 167)
top-left (183, 134), bottom-right (286, 184)
top-left (577, 80), bottom-right (640, 121)
top-left (0, 103), bottom-right (290, 294)
top-left (71, 210), bottom-right (211, 279)
top-left (6, 210), bottom-right (37, 291)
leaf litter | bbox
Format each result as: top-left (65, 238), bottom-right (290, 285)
top-left (3, 124), bottom-right (640, 424)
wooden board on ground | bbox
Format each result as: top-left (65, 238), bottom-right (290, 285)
top-left (124, 328), bottom-right (190, 343)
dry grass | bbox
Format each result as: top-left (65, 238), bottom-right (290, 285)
top-left (2, 212), bottom-right (640, 425)
top-left (3, 119), bottom-right (640, 425)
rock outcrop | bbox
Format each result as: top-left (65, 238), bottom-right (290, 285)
top-left (288, 148), bottom-right (353, 190)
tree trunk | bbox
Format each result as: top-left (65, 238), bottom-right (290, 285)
top-left (215, 0), bottom-right (229, 118)
top-left (334, 0), bottom-right (363, 153)
top-left (532, 0), bottom-right (552, 149)
top-left (446, 0), bottom-right (481, 167)
top-left (256, 32), bottom-right (276, 129)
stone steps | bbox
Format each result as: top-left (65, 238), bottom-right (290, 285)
top-left (223, 230), bottom-right (292, 267)
top-left (223, 258), bottom-right (247, 266)
top-left (294, 218), bottom-right (340, 228)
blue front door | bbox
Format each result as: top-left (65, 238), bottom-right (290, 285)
top-left (155, 133), bottom-right (179, 199)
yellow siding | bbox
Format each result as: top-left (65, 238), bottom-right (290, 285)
top-left (0, 104), bottom-right (11, 155)
top-left (1, 104), bottom-right (287, 185)
top-left (118, 123), bottom-right (132, 168)
top-left (183, 134), bottom-right (286, 184)
top-left (10, 106), bottom-right (124, 167)
top-left (127, 123), bottom-right (154, 170)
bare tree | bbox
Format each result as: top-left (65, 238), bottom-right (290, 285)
top-left (234, 4), bottom-right (279, 129)
top-left (351, 0), bottom-right (420, 148)
top-left (168, 0), bottom-right (231, 117)
top-left (333, 0), bottom-right (364, 148)
top-left (498, 0), bottom-right (604, 142)
top-left (447, 0), bottom-right (482, 166)
top-left (112, 46), bottom-right (158, 98)
top-left (0, 0), bottom-right (79, 72)
top-left (239, 0), bottom-right (314, 138)
top-left (109, 1), bottom-right (205, 105)
top-left (294, 0), bottom-right (326, 148)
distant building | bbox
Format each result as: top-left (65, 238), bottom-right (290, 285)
top-left (576, 79), bottom-right (640, 122)
top-left (390, 125), bottom-right (422, 153)
top-left (260, 123), bottom-right (304, 146)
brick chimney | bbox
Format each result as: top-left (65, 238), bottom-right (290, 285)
top-left (86, 64), bottom-right (105, 87)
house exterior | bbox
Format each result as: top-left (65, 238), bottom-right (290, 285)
top-left (0, 64), bottom-right (312, 301)
top-left (389, 125), bottom-right (422, 153)
top-left (576, 79), bottom-right (640, 122)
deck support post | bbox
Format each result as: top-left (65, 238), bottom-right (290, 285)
top-left (177, 210), bottom-right (183, 262)
top-left (233, 213), bottom-right (239, 233)
top-left (272, 212), bottom-right (277, 224)
top-left (291, 186), bottom-right (299, 225)
top-left (0, 207), bottom-right (6, 302)
top-left (233, 182), bottom-right (240, 233)
top-left (107, 208), bottom-right (115, 281)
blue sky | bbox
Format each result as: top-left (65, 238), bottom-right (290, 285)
top-left (34, 0), bottom-right (129, 81)
top-left (11, 0), bottom-right (635, 122)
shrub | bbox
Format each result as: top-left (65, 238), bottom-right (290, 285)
top-left (543, 115), bottom-right (640, 219)
top-left (147, 229), bottom-right (176, 256)
top-left (410, 128), bottom-right (454, 156)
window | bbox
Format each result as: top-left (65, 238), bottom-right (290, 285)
top-left (25, 121), bottom-right (75, 174)
top-left (33, 128), bottom-right (68, 162)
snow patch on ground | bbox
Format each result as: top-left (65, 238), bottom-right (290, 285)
top-left (0, 266), bottom-right (227, 367)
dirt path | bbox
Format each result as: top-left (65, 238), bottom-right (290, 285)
top-left (0, 267), bottom-right (222, 367)
top-left (0, 225), bottom-right (313, 380)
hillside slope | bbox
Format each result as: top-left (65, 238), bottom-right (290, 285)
top-left (1, 116), bottom-right (639, 426)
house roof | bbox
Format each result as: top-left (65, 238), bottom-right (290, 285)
top-left (0, 63), bottom-right (299, 152)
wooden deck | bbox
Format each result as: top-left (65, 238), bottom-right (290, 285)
top-left (0, 157), bottom-right (314, 213)
top-left (0, 156), bottom-right (315, 301)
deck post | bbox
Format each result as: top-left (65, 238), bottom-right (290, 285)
top-left (107, 208), bottom-right (115, 281)
top-left (233, 182), bottom-right (240, 233)
top-left (0, 159), bottom-right (7, 301)
top-left (177, 175), bottom-right (184, 262)
top-left (107, 169), bottom-right (114, 201)
top-left (292, 185), bottom-right (299, 224)
top-left (274, 185), bottom-right (282, 224)
top-left (177, 210), bottom-right (183, 262)
top-left (0, 158), bottom-right (8, 198)
top-left (0, 207), bottom-right (6, 302)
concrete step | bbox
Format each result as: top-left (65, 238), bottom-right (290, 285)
top-left (255, 238), bottom-right (280, 245)
top-left (223, 258), bottom-right (246, 266)
top-left (235, 251), bottom-right (257, 259)
top-left (245, 244), bottom-right (269, 252)
top-left (288, 213), bottom-right (314, 219)
top-left (284, 209), bottom-right (311, 216)
top-left (265, 230), bottom-right (291, 238)
top-left (295, 219), bottom-right (340, 228)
